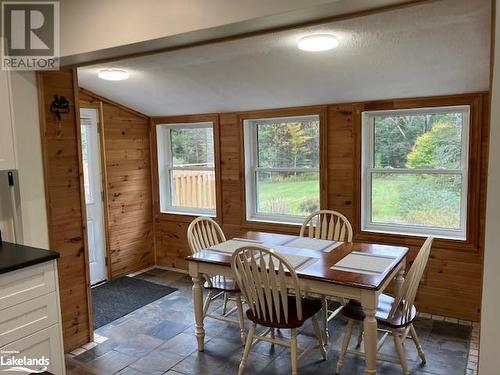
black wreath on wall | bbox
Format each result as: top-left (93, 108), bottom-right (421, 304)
top-left (50, 95), bottom-right (70, 120)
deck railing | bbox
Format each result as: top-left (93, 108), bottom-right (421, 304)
top-left (172, 170), bottom-right (216, 209)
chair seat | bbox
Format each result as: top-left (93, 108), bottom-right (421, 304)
top-left (342, 294), bottom-right (417, 329)
top-left (246, 295), bottom-right (322, 329)
top-left (204, 275), bottom-right (240, 292)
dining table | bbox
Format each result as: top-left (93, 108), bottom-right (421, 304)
top-left (186, 231), bottom-right (409, 375)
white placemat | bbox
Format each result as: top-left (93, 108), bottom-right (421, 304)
top-left (281, 237), bottom-right (343, 253)
top-left (208, 239), bottom-right (262, 254)
top-left (232, 238), bottom-right (264, 243)
top-left (257, 252), bottom-right (315, 271)
top-left (331, 252), bottom-right (398, 275)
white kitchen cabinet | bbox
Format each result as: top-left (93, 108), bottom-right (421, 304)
top-left (1, 325), bottom-right (64, 374)
top-left (0, 70), bottom-right (16, 170)
top-left (0, 260), bottom-right (65, 375)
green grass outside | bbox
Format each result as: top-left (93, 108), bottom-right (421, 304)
top-left (372, 178), bottom-right (402, 222)
top-left (258, 179), bottom-right (319, 216)
top-left (371, 176), bottom-right (461, 228)
top-left (258, 176), bottom-right (460, 228)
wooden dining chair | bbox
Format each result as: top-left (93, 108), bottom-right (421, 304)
top-left (187, 216), bottom-right (246, 344)
top-left (300, 210), bottom-right (353, 341)
top-left (336, 236), bottom-right (434, 375)
top-left (232, 245), bottom-right (326, 375)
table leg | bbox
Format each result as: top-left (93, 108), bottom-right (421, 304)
top-left (192, 275), bottom-right (205, 351)
top-left (394, 259), bottom-right (406, 295)
top-left (361, 291), bottom-right (379, 374)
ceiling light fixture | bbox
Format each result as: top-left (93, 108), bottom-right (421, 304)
top-left (298, 34), bottom-right (339, 52)
top-left (98, 69), bottom-right (129, 81)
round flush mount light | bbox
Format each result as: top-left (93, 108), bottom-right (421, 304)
top-left (98, 69), bottom-right (129, 81)
top-left (298, 34), bottom-right (339, 52)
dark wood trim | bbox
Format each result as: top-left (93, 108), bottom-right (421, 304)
top-left (150, 113), bottom-right (223, 224)
top-left (152, 113), bottom-right (219, 124)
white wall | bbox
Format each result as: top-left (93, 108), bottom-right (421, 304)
top-left (59, 0), bottom-right (411, 63)
top-left (10, 72), bottom-right (49, 249)
top-left (479, 1), bottom-right (500, 374)
top-left (60, 0), bottom-right (334, 57)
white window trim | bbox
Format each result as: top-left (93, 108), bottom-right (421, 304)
top-left (243, 115), bottom-right (320, 225)
top-left (156, 121), bottom-right (216, 217)
top-left (361, 105), bottom-right (470, 240)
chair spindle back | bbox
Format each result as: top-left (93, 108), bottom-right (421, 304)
top-left (300, 210), bottom-right (353, 242)
top-left (390, 236), bottom-right (434, 325)
top-left (232, 245), bottom-right (302, 324)
top-left (187, 216), bottom-right (226, 255)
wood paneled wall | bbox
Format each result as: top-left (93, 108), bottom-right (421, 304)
top-left (38, 70), bottom-right (92, 350)
top-left (79, 89), bottom-right (154, 278)
top-left (153, 93), bottom-right (489, 321)
top-left (38, 75), bottom-right (487, 354)
top-left (38, 72), bottom-right (155, 351)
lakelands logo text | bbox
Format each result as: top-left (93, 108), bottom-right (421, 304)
top-left (0, 350), bottom-right (49, 373)
top-left (1, 1), bottom-right (60, 70)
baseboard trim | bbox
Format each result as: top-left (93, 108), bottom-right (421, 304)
top-left (153, 265), bottom-right (189, 275)
top-left (126, 266), bottom-right (157, 277)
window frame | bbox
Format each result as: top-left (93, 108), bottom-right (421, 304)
top-left (156, 121), bottom-right (216, 217)
top-left (361, 105), bottom-right (470, 240)
top-left (243, 114), bottom-right (321, 225)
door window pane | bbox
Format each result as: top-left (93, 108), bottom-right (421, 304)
top-left (81, 124), bottom-right (93, 203)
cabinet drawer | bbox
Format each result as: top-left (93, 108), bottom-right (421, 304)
top-left (0, 324), bottom-right (65, 375)
top-left (0, 261), bottom-right (56, 310)
top-left (0, 292), bottom-right (58, 347)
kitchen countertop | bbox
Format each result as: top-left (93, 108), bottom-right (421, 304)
top-left (0, 241), bottom-right (59, 275)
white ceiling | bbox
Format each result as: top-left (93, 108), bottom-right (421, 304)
top-left (77, 0), bottom-right (491, 116)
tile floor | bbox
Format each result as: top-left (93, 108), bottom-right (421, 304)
top-left (66, 268), bottom-right (474, 375)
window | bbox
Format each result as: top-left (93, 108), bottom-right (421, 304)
top-left (244, 115), bottom-right (320, 224)
top-left (80, 120), bottom-right (92, 203)
top-left (156, 122), bottom-right (216, 216)
top-left (361, 106), bottom-right (470, 240)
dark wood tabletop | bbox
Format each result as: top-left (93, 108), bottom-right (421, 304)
top-left (186, 231), bottom-right (409, 291)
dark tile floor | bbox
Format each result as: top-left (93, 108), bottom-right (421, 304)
top-left (66, 269), bottom-right (471, 375)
